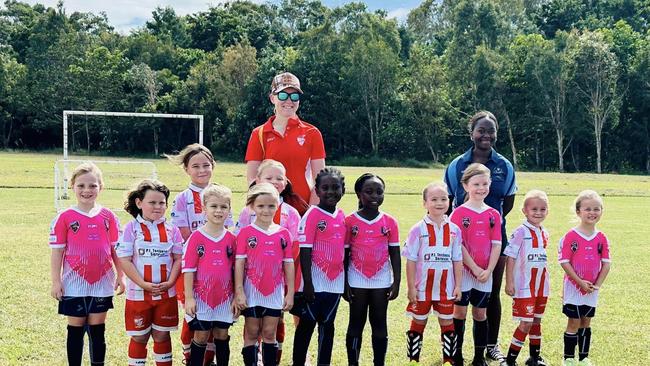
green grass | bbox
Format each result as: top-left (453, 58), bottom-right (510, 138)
top-left (1, 151), bottom-right (649, 365)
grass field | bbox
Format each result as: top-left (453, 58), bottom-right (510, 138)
top-left (1, 151), bottom-right (649, 365)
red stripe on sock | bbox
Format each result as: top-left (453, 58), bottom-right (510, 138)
top-left (410, 320), bottom-right (426, 334)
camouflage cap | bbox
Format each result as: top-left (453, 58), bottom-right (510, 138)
top-left (270, 72), bottom-right (303, 94)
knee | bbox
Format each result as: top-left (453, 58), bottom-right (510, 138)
top-left (261, 327), bottom-right (276, 342)
top-left (151, 330), bottom-right (170, 343)
top-left (131, 334), bottom-right (150, 344)
top-left (193, 331), bottom-right (210, 344)
top-left (518, 322), bottom-right (533, 333)
top-left (472, 308), bottom-right (487, 321)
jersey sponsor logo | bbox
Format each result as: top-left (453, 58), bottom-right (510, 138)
top-left (197, 244), bottom-right (205, 258)
top-left (462, 217), bottom-right (470, 228)
top-left (137, 247), bottom-right (170, 257)
top-left (381, 226), bottom-right (390, 237)
top-left (351, 225), bottom-right (359, 237)
top-left (571, 241), bottom-right (578, 252)
top-left (527, 253), bottom-right (547, 262)
top-left (423, 252), bottom-right (451, 262)
top-left (280, 237), bottom-right (288, 249)
top-left (70, 221), bottom-right (80, 233)
top-left (247, 236), bottom-right (257, 248)
top-left (317, 220), bottom-right (327, 232)
top-left (297, 135), bottom-right (306, 146)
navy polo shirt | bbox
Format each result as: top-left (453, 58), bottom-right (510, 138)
top-left (444, 147), bottom-right (517, 248)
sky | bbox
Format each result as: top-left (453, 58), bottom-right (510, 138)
top-left (21, 0), bottom-right (422, 33)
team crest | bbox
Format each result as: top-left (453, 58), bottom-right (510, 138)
top-left (70, 221), bottom-right (80, 233)
top-left (247, 236), bottom-right (258, 248)
top-left (197, 245), bottom-right (205, 258)
top-left (297, 135), bottom-right (306, 146)
top-left (351, 225), bottom-right (359, 237)
top-left (489, 215), bottom-right (495, 228)
top-left (317, 220), bottom-right (327, 232)
top-left (133, 315), bottom-right (145, 329)
top-left (570, 241), bottom-right (578, 252)
top-left (597, 242), bottom-right (603, 254)
top-left (526, 305), bottom-right (535, 314)
top-left (104, 219), bottom-right (110, 231)
top-left (462, 217), bottom-right (470, 229)
top-left (226, 245), bottom-right (233, 258)
top-left (280, 237), bottom-right (288, 249)
top-left (381, 226), bottom-right (390, 237)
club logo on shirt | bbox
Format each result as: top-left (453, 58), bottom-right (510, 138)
top-left (597, 242), bottom-right (603, 254)
top-left (351, 225), bottom-right (359, 237)
top-left (247, 236), bottom-right (258, 248)
top-left (70, 221), bottom-right (80, 233)
top-left (104, 219), bottom-right (110, 232)
top-left (570, 241), bottom-right (578, 252)
top-left (462, 217), bottom-right (470, 229)
top-left (226, 245), bottom-right (233, 258)
top-left (381, 226), bottom-right (390, 237)
top-left (297, 135), bottom-right (305, 146)
top-left (280, 237), bottom-right (288, 249)
top-left (197, 245), bottom-right (205, 258)
top-left (489, 215), bottom-right (495, 228)
top-left (317, 220), bottom-right (327, 232)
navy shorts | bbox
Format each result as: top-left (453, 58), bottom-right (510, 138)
top-left (241, 306), bottom-right (281, 319)
top-left (58, 296), bottom-right (114, 317)
top-left (187, 318), bottom-right (232, 331)
top-left (455, 289), bottom-right (491, 308)
top-left (290, 292), bottom-right (341, 323)
top-left (563, 304), bottom-right (596, 319)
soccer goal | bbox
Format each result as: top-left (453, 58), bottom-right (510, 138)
top-left (55, 110), bottom-right (204, 211)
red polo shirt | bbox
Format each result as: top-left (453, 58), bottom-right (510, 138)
top-left (245, 116), bottom-right (326, 202)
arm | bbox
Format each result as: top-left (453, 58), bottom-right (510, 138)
top-left (308, 158), bottom-right (326, 204)
top-left (502, 194), bottom-right (515, 218)
top-left (246, 161), bottom-right (262, 185)
top-left (184, 272), bottom-right (196, 316)
top-left (505, 256), bottom-right (515, 296)
top-left (406, 259), bottom-right (417, 305)
top-left (478, 243), bottom-right (502, 282)
top-left (300, 248), bottom-right (315, 302)
top-left (111, 247), bottom-right (125, 295)
top-left (159, 253), bottom-right (182, 292)
top-left (234, 258), bottom-right (247, 309)
top-left (560, 262), bottom-right (594, 293)
top-left (593, 262), bottom-right (611, 289)
top-left (461, 245), bottom-right (483, 277)
top-left (178, 227), bottom-right (192, 241)
top-left (343, 247), bottom-right (352, 302)
top-left (118, 257), bottom-right (157, 293)
top-left (452, 260), bottom-right (463, 300)
top-left (283, 261), bottom-right (295, 311)
top-left (387, 246), bottom-right (401, 300)
top-left (50, 248), bottom-right (65, 300)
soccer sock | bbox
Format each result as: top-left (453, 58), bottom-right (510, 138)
top-left (241, 345), bottom-right (257, 366)
top-left (204, 333), bottom-right (215, 366)
top-left (153, 339), bottom-right (173, 366)
top-left (529, 323), bottom-right (542, 359)
top-left (506, 326), bottom-right (527, 363)
top-left (181, 318), bottom-right (193, 362)
top-left (261, 342), bottom-right (278, 366)
top-left (317, 321), bottom-right (336, 365)
top-left (473, 319), bottom-right (488, 361)
top-left (371, 336), bottom-right (388, 366)
top-left (410, 320), bottom-right (426, 334)
top-left (190, 341), bottom-right (207, 366)
top-left (214, 337), bottom-right (230, 366)
top-left (578, 327), bottom-right (591, 360)
top-left (346, 335), bottom-right (362, 365)
top-left (128, 338), bottom-right (148, 366)
top-left (441, 323), bottom-right (456, 364)
top-left (293, 318), bottom-right (316, 366)
top-left (563, 332), bottom-right (578, 359)
top-left (406, 320), bottom-right (426, 362)
top-left (453, 318), bottom-right (466, 362)
top-left (276, 317), bottom-right (285, 364)
top-left (87, 324), bottom-right (106, 365)
top-left (66, 325), bottom-right (85, 366)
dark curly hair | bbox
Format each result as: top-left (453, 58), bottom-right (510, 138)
top-left (315, 167), bottom-right (345, 191)
top-left (124, 179), bottom-right (170, 218)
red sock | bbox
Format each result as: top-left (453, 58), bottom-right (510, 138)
top-left (529, 323), bottom-right (541, 346)
top-left (153, 339), bottom-right (172, 366)
top-left (128, 338), bottom-right (148, 366)
top-left (440, 323), bottom-right (454, 334)
top-left (203, 333), bottom-right (215, 366)
top-left (509, 326), bottom-right (528, 353)
top-left (181, 318), bottom-right (193, 362)
top-left (410, 320), bottom-right (426, 335)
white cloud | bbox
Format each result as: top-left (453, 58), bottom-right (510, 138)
top-left (387, 7), bottom-right (410, 23)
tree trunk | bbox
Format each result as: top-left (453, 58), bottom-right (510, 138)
top-left (556, 128), bottom-right (564, 172)
top-left (85, 120), bottom-right (90, 155)
top-left (594, 117), bottom-right (602, 173)
top-left (502, 109), bottom-right (518, 169)
top-left (153, 126), bottom-right (159, 157)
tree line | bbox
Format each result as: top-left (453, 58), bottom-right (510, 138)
top-left (1, 0), bottom-right (649, 173)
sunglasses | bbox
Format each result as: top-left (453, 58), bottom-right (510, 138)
top-left (276, 91), bottom-right (300, 102)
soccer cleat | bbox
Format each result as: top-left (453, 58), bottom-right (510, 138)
top-left (486, 347), bottom-right (507, 362)
top-left (471, 358), bottom-right (489, 366)
top-left (578, 358), bottom-right (594, 366)
top-left (563, 358), bottom-right (577, 366)
top-left (526, 356), bottom-right (547, 366)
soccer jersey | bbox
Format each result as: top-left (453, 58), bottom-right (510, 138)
top-left (297, 206), bottom-right (346, 294)
top-left (449, 205), bottom-right (502, 292)
top-left (235, 224), bottom-right (293, 310)
top-left (171, 183), bottom-right (233, 233)
top-left (116, 216), bottom-right (184, 301)
top-left (504, 221), bottom-right (550, 299)
top-left (558, 229), bottom-right (611, 307)
top-left (345, 212), bottom-right (400, 289)
top-left (182, 228), bottom-right (236, 323)
top-left (401, 215), bottom-right (462, 301)
top-left (49, 206), bottom-right (120, 297)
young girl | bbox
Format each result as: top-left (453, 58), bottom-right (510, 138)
top-left (183, 184), bottom-right (238, 366)
top-left (235, 183), bottom-right (295, 366)
top-left (504, 190), bottom-right (551, 366)
top-left (291, 167), bottom-right (347, 366)
top-left (49, 162), bottom-right (124, 366)
top-left (558, 190), bottom-right (611, 366)
top-left (235, 159), bottom-right (302, 363)
top-left (167, 143), bottom-right (232, 364)
top-left (117, 179), bottom-right (184, 366)
top-left (403, 182), bottom-right (463, 366)
top-left (344, 173), bottom-right (401, 366)
top-left (449, 163), bottom-right (502, 366)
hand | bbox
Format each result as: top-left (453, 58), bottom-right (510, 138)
top-left (185, 297), bottom-right (196, 317)
top-left (477, 269), bottom-right (491, 283)
top-left (141, 282), bottom-right (158, 294)
top-left (235, 291), bottom-right (247, 310)
top-left (343, 284), bottom-right (354, 303)
top-left (579, 280), bottom-right (595, 293)
top-left (304, 284), bottom-right (315, 303)
top-left (114, 276), bottom-right (126, 295)
top-left (407, 287), bottom-right (417, 306)
top-left (387, 282), bottom-right (400, 301)
top-left (51, 281), bottom-right (63, 300)
top-left (452, 286), bottom-right (462, 301)
top-left (283, 294), bottom-right (294, 311)
top-left (158, 280), bottom-right (173, 292)
top-left (505, 282), bottom-right (515, 297)
top-left (231, 300), bottom-right (241, 317)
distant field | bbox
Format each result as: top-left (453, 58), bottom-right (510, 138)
top-left (1, 151), bottom-right (649, 365)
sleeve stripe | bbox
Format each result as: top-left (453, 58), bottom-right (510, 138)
top-left (491, 240), bottom-right (502, 245)
top-left (181, 268), bottom-right (197, 273)
top-left (299, 243), bottom-right (313, 248)
top-left (388, 242), bottom-right (401, 247)
top-left (235, 255), bottom-right (247, 259)
top-left (602, 259), bottom-right (611, 262)
top-left (49, 244), bottom-right (66, 249)
top-left (283, 259), bottom-right (294, 263)
top-left (558, 259), bottom-right (570, 263)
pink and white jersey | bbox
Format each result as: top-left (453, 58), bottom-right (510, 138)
top-left (450, 205), bottom-right (502, 292)
top-left (345, 212), bottom-right (400, 289)
top-left (182, 229), bottom-right (236, 323)
top-left (116, 216), bottom-right (184, 301)
top-left (49, 206), bottom-right (120, 297)
top-left (401, 215), bottom-right (462, 301)
top-left (235, 224), bottom-right (293, 310)
top-left (504, 221), bottom-right (550, 299)
top-left (558, 229), bottom-right (611, 307)
top-left (297, 206), bottom-right (346, 294)
top-left (171, 183), bottom-right (233, 233)
top-left (235, 200), bottom-right (300, 241)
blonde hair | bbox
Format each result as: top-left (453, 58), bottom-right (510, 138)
top-left (70, 162), bottom-right (104, 187)
top-left (422, 182), bottom-right (448, 200)
top-left (460, 163), bottom-right (491, 186)
top-left (202, 183), bottom-right (232, 206)
top-left (246, 182), bottom-right (280, 207)
top-left (165, 143), bottom-right (215, 168)
top-left (257, 159), bottom-right (287, 179)
top-left (574, 190), bottom-right (603, 212)
top-left (523, 189), bottom-right (549, 208)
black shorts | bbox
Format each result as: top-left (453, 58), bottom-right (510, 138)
top-left (58, 296), bottom-right (114, 317)
top-left (241, 306), bottom-right (281, 319)
top-left (290, 292), bottom-right (341, 323)
top-left (563, 304), bottom-right (596, 319)
top-left (187, 318), bottom-right (232, 331)
top-left (455, 289), bottom-right (491, 308)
